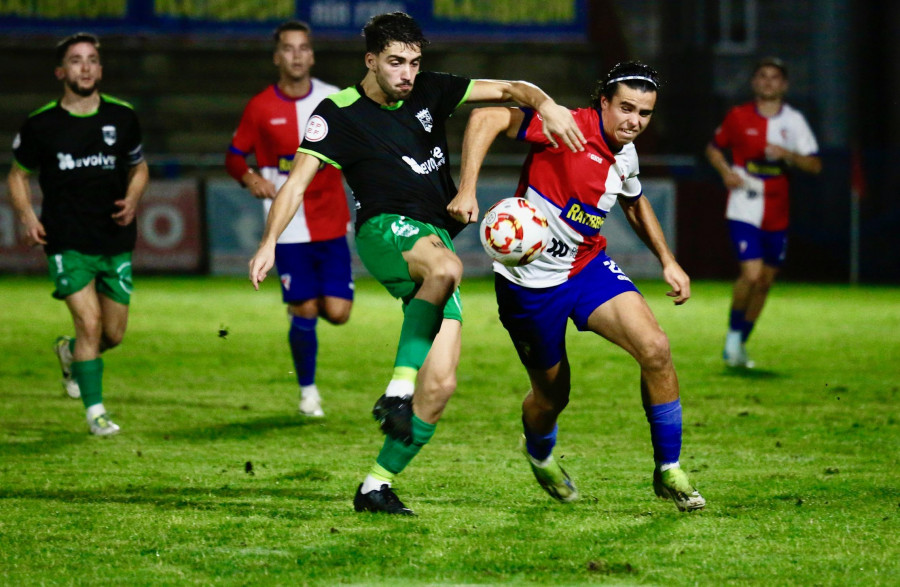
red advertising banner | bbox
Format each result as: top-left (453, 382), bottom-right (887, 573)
top-left (0, 179), bottom-right (204, 273)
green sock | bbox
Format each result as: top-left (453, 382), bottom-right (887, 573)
top-left (72, 358), bottom-right (103, 409)
top-left (375, 415), bottom-right (437, 475)
top-left (394, 299), bottom-right (443, 370)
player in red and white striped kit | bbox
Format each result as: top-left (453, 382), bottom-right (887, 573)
top-left (451, 62), bottom-right (705, 512)
top-left (706, 57), bottom-right (821, 368)
top-left (226, 21), bottom-right (353, 416)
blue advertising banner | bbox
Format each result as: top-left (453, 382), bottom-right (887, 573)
top-left (1, 0), bottom-right (587, 41)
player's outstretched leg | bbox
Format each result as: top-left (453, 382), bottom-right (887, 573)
top-left (54, 336), bottom-right (81, 399)
top-left (653, 466), bottom-right (705, 511)
top-left (519, 433), bottom-right (578, 503)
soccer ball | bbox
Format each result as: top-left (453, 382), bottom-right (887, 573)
top-left (480, 197), bottom-right (550, 267)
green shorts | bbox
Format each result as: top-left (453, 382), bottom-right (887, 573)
top-left (47, 250), bottom-right (133, 305)
top-left (356, 214), bottom-right (462, 322)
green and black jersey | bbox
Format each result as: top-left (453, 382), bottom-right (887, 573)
top-left (298, 71), bottom-right (473, 236)
top-left (12, 94), bottom-right (144, 255)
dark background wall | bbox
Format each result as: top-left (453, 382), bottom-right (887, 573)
top-left (1, 0), bottom-right (897, 281)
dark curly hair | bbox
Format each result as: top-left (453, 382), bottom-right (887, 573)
top-left (362, 12), bottom-right (429, 55)
top-left (590, 61), bottom-right (660, 108)
top-left (55, 32), bottom-right (100, 64)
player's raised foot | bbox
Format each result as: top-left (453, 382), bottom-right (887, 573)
top-left (88, 413), bottom-right (120, 437)
top-left (520, 436), bottom-right (579, 503)
top-left (54, 336), bottom-right (80, 399)
top-left (299, 395), bottom-right (325, 417)
top-left (353, 483), bottom-right (416, 516)
top-left (653, 467), bottom-right (705, 512)
top-left (372, 394), bottom-right (413, 444)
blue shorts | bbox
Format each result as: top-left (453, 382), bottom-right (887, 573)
top-left (495, 252), bottom-right (640, 369)
top-left (728, 220), bottom-right (788, 267)
top-left (274, 237), bottom-right (354, 304)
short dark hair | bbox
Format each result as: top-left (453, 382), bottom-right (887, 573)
top-left (55, 32), bottom-right (100, 64)
top-left (273, 20), bottom-right (312, 47)
top-left (362, 12), bottom-right (429, 55)
top-left (591, 61), bottom-right (660, 107)
top-left (753, 56), bottom-right (788, 78)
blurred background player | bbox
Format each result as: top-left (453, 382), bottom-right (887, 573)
top-left (450, 61), bottom-right (705, 512)
top-left (226, 20), bottom-right (353, 417)
top-left (705, 57), bottom-right (822, 368)
top-left (7, 32), bottom-right (149, 436)
top-left (250, 11), bottom-right (585, 515)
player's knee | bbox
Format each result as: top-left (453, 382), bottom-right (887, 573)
top-left (323, 307), bottom-right (351, 325)
top-left (101, 328), bottom-right (125, 351)
top-left (637, 331), bottom-right (672, 372)
top-left (428, 255), bottom-right (463, 291)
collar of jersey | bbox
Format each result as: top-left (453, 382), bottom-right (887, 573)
top-left (357, 83), bottom-right (404, 111)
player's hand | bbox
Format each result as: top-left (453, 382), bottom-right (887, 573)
top-left (723, 170), bottom-right (744, 189)
top-left (112, 198), bottom-right (138, 226)
top-left (764, 143), bottom-right (793, 164)
top-left (447, 192), bottom-right (479, 224)
top-left (538, 102), bottom-right (585, 152)
top-left (22, 218), bottom-right (47, 246)
top-left (662, 262), bottom-right (691, 305)
top-left (248, 244), bottom-right (276, 291)
top-left (247, 174), bottom-right (277, 199)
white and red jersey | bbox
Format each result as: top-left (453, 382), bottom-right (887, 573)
top-left (495, 107), bottom-right (643, 288)
top-left (712, 102), bottom-right (818, 231)
top-left (227, 79), bottom-right (349, 243)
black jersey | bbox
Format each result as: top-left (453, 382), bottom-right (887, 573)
top-left (298, 71), bottom-right (473, 235)
top-left (12, 94), bottom-right (144, 255)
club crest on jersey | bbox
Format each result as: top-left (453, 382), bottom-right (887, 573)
top-left (415, 108), bottom-right (433, 132)
top-left (305, 115), bottom-right (328, 142)
top-left (102, 125), bottom-right (116, 146)
top-left (560, 198), bottom-right (606, 237)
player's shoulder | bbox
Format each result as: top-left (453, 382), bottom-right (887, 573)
top-left (571, 106), bottom-right (599, 131)
top-left (777, 102), bottom-right (809, 122)
top-left (100, 93), bottom-right (136, 111)
top-left (324, 85), bottom-right (362, 109)
top-left (311, 78), bottom-right (340, 96)
top-left (26, 100), bottom-right (59, 119)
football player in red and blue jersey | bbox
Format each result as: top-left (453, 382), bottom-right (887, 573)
top-left (227, 21), bottom-right (353, 417)
top-left (452, 61), bottom-right (706, 512)
top-left (706, 57), bottom-right (821, 368)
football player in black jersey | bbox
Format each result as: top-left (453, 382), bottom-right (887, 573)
top-left (8, 33), bottom-right (149, 436)
top-left (249, 11), bottom-right (584, 515)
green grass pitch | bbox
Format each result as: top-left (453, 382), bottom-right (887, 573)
top-left (1, 275), bottom-right (898, 585)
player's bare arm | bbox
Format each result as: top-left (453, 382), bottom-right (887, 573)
top-left (248, 152), bottom-right (321, 289)
top-left (467, 79), bottom-right (585, 152)
top-left (449, 107), bottom-right (524, 224)
top-left (620, 196), bottom-right (690, 304)
top-left (112, 161), bottom-right (150, 226)
top-left (705, 143), bottom-right (744, 189)
top-left (241, 169), bottom-right (277, 199)
top-left (764, 144), bottom-right (823, 174)
top-left (6, 163), bottom-right (47, 246)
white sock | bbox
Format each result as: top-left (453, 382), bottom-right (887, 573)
top-left (385, 379), bottom-right (414, 398)
top-left (300, 384), bottom-right (320, 401)
top-left (361, 474), bottom-right (389, 493)
top-left (85, 403), bottom-right (106, 421)
top-left (659, 461), bottom-right (680, 472)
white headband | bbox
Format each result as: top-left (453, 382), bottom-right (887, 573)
top-left (607, 75), bottom-right (657, 87)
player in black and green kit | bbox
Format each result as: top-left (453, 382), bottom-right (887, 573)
top-left (249, 12), bottom-right (585, 514)
top-left (7, 32), bottom-right (149, 436)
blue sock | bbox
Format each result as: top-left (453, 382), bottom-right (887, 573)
top-left (289, 315), bottom-right (318, 387)
top-left (729, 309), bottom-right (745, 332)
top-left (740, 319), bottom-right (755, 342)
top-left (645, 399), bottom-right (682, 465)
top-left (523, 417), bottom-right (557, 461)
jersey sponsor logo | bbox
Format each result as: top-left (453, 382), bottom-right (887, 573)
top-left (603, 259), bottom-right (633, 282)
top-left (545, 237), bottom-right (573, 259)
top-left (415, 108), bottom-right (433, 132)
top-left (560, 198), bottom-right (605, 236)
top-left (57, 151), bottom-right (116, 171)
top-left (305, 115), bottom-right (328, 142)
top-left (102, 125), bottom-right (116, 146)
top-left (270, 117), bottom-right (288, 126)
top-left (402, 147), bottom-right (446, 175)
top-left (391, 218), bottom-right (420, 238)
top-left (278, 155), bottom-right (294, 173)
top-left (588, 153), bottom-right (604, 165)
top-left (745, 158), bottom-right (786, 178)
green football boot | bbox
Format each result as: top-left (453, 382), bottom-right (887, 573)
top-left (520, 435), bottom-right (579, 503)
top-left (653, 466), bottom-right (706, 511)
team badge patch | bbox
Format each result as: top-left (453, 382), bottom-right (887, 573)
top-left (281, 273), bottom-right (292, 291)
top-left (415, 108), bottom-right (433, 132)
top-left (305, 115), bottom-right (328, 142)
top-left (102, 125), bottom-right (117, 146)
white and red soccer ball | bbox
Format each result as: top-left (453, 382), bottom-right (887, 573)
top-left (480, 197), bottom-right (550, 267)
